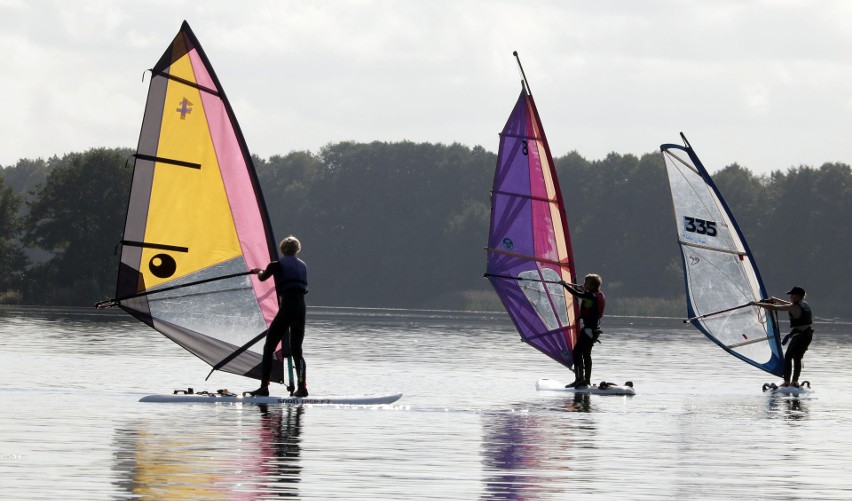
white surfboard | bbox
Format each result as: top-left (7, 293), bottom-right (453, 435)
top-left (140, 392), bottom-right (403, 405)
top-left (536, 378), bottom-right (636, 396)
top-left (762, 382), bottom-right (814, 396)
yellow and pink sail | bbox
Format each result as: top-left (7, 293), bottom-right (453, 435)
top-left (485, 56), bottom-right (580, 369)
top-left (111, 21), bottom-right (282, 381)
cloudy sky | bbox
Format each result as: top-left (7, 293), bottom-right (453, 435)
top-left (2, 0), bottom-right (851, 175)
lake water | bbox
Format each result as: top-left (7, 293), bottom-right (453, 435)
top-left (2, 305), bottom-right (852, 500)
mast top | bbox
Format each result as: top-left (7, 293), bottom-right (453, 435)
top-left (513, 51), bottom-right (532, 96)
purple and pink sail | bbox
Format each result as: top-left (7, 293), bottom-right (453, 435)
top-left (485, 76), bottom-right (580, 369)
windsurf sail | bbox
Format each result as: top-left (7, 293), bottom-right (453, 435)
top-left (485, 53), bottom-right (579, 369)
top-left (104, 21), bottom-right (282, 381)
top-left (660, 133), bottom-right (784, 376)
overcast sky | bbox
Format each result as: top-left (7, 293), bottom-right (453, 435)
top-left (2, 0), bottom-right (851, 175)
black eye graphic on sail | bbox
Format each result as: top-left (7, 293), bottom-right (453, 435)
top-left (149, 254), bottom-right (177, 278)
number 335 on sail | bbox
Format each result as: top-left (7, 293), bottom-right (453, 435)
top-left (683, 217), bottom-right (717, 237)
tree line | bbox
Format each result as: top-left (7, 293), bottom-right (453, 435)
top-left (0, 142), bottom-right (849, 319)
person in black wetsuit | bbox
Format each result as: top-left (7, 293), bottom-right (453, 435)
top-left (248, 236), bottom-right (309, 397)
top-left (752, 286), bottom-right (813, 388)
top-left (559, 274), bottom-right (606, 389)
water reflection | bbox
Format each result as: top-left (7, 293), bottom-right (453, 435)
top-left (562, 393), bottom-right (591, 413)
top-left (112, 405), bottom-right (303, 499)
top-left (766, 394), bottom-right (810, 421)
top-left (6, 307), bottom-right (852, 501)
top-left (255, 404), bottom-right (303, 495)
top-left (480, 397), bottom-right (597, 500)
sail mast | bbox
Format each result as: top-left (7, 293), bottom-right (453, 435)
top-left (513, 51), bottom-right (532, 96)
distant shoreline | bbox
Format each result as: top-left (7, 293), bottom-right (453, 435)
top-left (3, 303), bottom-right (849, 331)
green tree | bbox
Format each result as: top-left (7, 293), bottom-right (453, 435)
top-left (557, 151), bottom-right (680, 307)
top-left (23, 148), bottom-right (133, 305)
top-left (712, 163), bottom-right (772, 249)
top-left (1, 157), bottom-right (57, 200)
top-left (6, 141), bottom-right (850, 318)
top-left (301, 141), bottom-right (494, 307)
top-left (255, 150), bottom-right (323, 241)
top-left (0, 172), bottom-right (27, 302)
top-left (760, 163), bottom-right (851, 315)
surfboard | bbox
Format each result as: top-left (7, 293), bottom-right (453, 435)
top-left (140, 392), bottom-right (404, 405)
top-left (762, 382), bottom-right (814, 396)
top-left (536, 378), bottom-right (636, 396)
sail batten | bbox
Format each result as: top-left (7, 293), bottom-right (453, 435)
top-left (500, 132), bottom-right (545, 141)
top-left (661, 136), bottom-right (784, 377)
top-left (113, 21), bottom-right (282, 382)
top-left (486, 82), bottom-right (579, 369)
top-left (151, 69), bottom-right (221, 95)
top-left (486, 248), bottom-right (569, 267)
top-left (133, 154), bottom-right (202, 169)
top-left (121, 240), bottom-right (189, 252)
top-left (492, 189), bottom-right (559, 203)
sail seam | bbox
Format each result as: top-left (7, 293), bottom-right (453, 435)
top-left (527, 326), bottom-right (574, 342)
top-left (679, 240), bottom-right (746, 257)
top-left (726, 335), bottom-right (771, 349)
top-left (663, 149), bottom-right (701, 176)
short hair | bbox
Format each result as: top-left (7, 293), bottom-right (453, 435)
top-left (584, 273), bottom-right (602, 291)
top-left (279, 236), bottom-right (301, 256)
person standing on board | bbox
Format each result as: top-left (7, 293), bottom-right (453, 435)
top-left (248, 236), bottom-right (310, 397)
top-left (559, 274), bottom-right (606, 389)
top-left (751, 286), bottom-right (813, 388)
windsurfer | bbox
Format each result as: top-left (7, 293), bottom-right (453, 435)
top-left (559, 274), bottom-right (606, 389)
top-left (751, 286), bottom-right (813, 388)
top-left (248, 236), bottom-right (309, 397)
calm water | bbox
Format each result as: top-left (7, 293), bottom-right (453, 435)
top-left (2, 305), bottom-right (852, 500)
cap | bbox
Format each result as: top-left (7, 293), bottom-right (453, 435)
top-left (785, 286), bottom-right (806, 296)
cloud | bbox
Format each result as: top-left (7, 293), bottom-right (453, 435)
top-left (1, 0), bottom-right (852, 174)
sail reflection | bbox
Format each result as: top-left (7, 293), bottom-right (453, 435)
top-left (112, 405), bottom-right (303, 499)
top-left (480, 398), bottom-right (597, 500)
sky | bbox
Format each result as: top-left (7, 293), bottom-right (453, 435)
top-left (2, 0), bottom-right (852, 175)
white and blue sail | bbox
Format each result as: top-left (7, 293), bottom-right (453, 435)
top-left (660, 134), bottom-right (784, 377)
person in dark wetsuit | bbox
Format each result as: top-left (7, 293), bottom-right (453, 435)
top-left (752, 286), bottom-right (813, 388)
top-left (559, 274), bottom-right (606, 389)
top-left (248, 236), bottom-right (309, 397)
